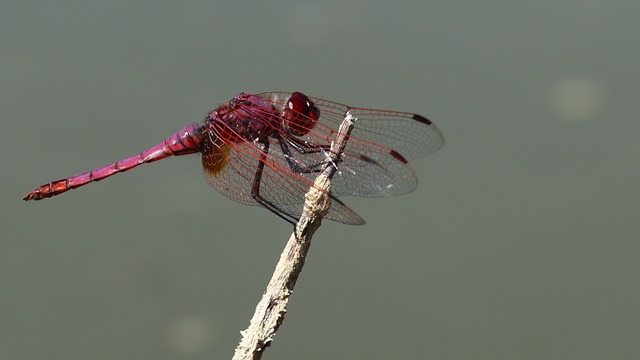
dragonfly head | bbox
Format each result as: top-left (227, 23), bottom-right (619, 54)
top-left (282, 92), bottom-right (319, 136)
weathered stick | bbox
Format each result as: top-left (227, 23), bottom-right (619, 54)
top-left (232, 113), bottom-right (357, 360)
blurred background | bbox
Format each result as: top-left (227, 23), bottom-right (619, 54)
top-left (2, 1), bottom-right (639, 359)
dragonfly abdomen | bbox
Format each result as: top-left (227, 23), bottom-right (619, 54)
top-left (23, 125), bottom-right (204, 201)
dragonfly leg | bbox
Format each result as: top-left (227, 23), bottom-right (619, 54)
top-left (278, 136), bottom-right (334, 174)
top-left (251, 140), bottom-right (298, 225)
top-left (284, 136), bottom-right (388, 175)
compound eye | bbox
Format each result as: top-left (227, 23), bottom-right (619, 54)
top-left (287, 92), bottom-right (312, 116)
top-left (283, 92), bottom-right (319, 136)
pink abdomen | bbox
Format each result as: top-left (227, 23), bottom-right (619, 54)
top-left (23, 125), bottom-right (204, 201)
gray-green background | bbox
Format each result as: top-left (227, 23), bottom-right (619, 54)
top-left (3, 1), bottom-right (639, 359)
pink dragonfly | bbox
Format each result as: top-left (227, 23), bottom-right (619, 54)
top-left (23, 92), bottom-right (443, 224)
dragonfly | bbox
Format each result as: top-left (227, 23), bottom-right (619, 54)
top-left (23, 91), bottom-right (444, 225)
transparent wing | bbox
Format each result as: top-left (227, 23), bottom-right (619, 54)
top-left (200, 125), bottom-right (365, 225)
top-left (273, 134), bottom-right (419, 197)
top-left (311, 96), bottom-right (445, 161)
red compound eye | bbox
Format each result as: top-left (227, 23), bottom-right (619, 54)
top-left (283, 92), bottom-right (319, 136)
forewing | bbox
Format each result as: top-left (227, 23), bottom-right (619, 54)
top-left (311, 97), bottom-right (444, 161)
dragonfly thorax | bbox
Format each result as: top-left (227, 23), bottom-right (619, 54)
top-left (212, 93), bottom-right (280, 142)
